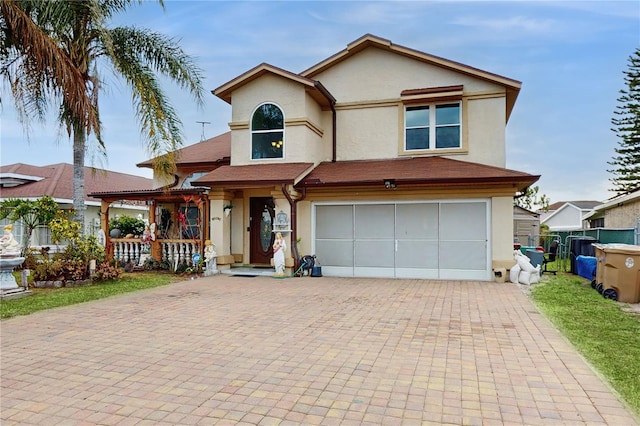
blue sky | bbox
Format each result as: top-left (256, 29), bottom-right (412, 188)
top-left (2, 0), bottom-right (639, 204)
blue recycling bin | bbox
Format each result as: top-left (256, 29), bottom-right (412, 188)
top-left (576, 255), bottom-right (597, 281)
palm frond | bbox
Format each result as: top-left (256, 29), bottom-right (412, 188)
top-left (0, 0), bottom-right (99, 135)
top-left (110, 26), bottom-right (205, 105)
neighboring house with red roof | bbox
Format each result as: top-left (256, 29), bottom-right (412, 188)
top-left (91, 34), bottom-right (539, 280)
top-left (0, 163), bottom-right (152, 245)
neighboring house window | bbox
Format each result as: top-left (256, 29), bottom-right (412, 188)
top-left (33, 225), bottom-right (52, 246)
top-left (181, 172), bottom-right (208, 188)
top-left (589, 218), bottom-right (604, 228)
top-left (251, 103), bottom-right (284, 159)
top-left (405, 103), bottom-right (461, 151)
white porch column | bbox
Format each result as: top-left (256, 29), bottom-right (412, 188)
top-left (208, 190), bottom-right (236, 269)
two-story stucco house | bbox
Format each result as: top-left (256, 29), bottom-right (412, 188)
top-left (91, 34), bottom-right (539, 281)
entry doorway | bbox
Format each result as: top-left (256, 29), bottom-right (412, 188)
top-left (250, 197), bottom-right (275, 264)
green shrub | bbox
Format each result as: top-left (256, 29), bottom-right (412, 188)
top-left (33, 258), bottom-right (65, 281)
top-left (142, 257), bottom-right (170, 271)
top-left (109, 216), bottom-right (146, 236)
top-left (93, 261), bottom-right (122, 281)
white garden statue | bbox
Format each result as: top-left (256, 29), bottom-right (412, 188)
top-left (204, 240), bottom-right (218, 276)
top-left (0, 224), bottom-right (20, 255)
top-left (272, 232), bottom-right (286, 276)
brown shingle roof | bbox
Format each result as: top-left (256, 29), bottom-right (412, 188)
top-left (195, 162), bottom-right (315, 189)
top-left (0, 163), bottom-right (153, 202)
top-left (298, 157), bottom-right (539, 191)
top-left (137, 132), bottom-right (231, 169)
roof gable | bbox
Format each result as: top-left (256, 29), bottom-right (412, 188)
top-left (213, 63), bottom-right (335, 107)
top-left (541, 201), bottom-right (598, 225)
top-left (300, 34), bottom-right (521, 120)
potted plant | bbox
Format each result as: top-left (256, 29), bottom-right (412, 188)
top-left (223, 204), bottom-right (233, 217)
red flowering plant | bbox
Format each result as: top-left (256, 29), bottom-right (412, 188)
top-left (177, 198), bottom-right (202, 238)
top-left (177, 195), bottom-right (204, 273)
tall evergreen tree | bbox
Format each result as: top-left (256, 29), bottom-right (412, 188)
top-left (608, 48), bottom-right (640, 193)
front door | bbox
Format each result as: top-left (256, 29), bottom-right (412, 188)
top-left (250, 197), bottom-right (275, 264)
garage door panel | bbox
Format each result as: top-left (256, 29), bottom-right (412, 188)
top-left (440, 202), bottom-right (486, 240)
top-left (355, 240), bottom-right (395, 267)
top-left (396, 240), bottom-right (438, 269)
top-left (355, 204), bottom-right (394, 239)
top-left (396, 204), bottom-right (438, 238)
top-left (439, 241), bottom-right (486, 270)
top-left (316, 205), bottom-right (353, 239)
top-left (316, 240), bottom-right (353, 267)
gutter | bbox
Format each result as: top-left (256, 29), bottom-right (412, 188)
top-left (314, 81), bottom-right (337, 162)
top-left (281, 183), bottom-right (307, 269)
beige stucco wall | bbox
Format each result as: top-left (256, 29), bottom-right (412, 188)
top-left (604, 199), bottom-right (640, 228)
top-left (335, 105), bottom-right (398, 161)
top-left (312, 47), bottom-right (503, 102)
top-left (309, 47), bottom-right (508, 167)
top-left (228, 74), bottom-right (330, 166)
top-left (222, 46), bottom-right (510, 169)
top-left (464, 97), bottom-right (506, 166)
top-left (491, 196), bottom-right (517, 269)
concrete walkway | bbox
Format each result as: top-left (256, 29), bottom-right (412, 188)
top-left (1, 276), bottom-right (637, 425)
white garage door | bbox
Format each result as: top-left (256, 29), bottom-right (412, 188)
top-left (313, 200), bottom-right (490, 280)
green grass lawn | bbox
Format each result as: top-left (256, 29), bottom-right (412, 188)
top-left (0, 272), bottom-right (181, 319)
top-left (531, 273), bottom-right (640, 416)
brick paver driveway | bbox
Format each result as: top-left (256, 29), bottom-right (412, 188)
top-left (1, 276), bottom-right (637, 425)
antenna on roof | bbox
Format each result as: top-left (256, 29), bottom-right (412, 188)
top-left (196, 121), bottom-right (211, 141)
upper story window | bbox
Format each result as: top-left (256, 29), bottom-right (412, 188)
top-left (251, 103), bottom-right (284, 159)
top-left (405, 102), bottom-right (461, 151)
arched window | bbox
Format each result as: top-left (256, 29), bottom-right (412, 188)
top-left (251, 103), bottom-right (284, 159)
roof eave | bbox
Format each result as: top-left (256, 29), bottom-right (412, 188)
top-left (298, 176), bottom-right (539, 190)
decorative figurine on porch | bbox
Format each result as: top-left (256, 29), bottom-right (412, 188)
top-left (204, 240), bottom-right (218, 276)
top-left (0, 225), bottom-right (20, 255)
top-left (273, 232), bottom-right (286, 276)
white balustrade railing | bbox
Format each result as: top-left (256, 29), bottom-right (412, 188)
top-left (161, 240), bottom-right (200, 268)
top-left (112, 239), bottom-right (200, 268)
top-left (112, 239), bottom-right (144, 264)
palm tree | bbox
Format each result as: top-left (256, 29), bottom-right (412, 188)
top-left (1, 0), bottom-right (99, 138)
top-left (1, 0), bottom-right (204, 229)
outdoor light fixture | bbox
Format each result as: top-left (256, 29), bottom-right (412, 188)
top-left (384, 179), bottom-right (397, 190)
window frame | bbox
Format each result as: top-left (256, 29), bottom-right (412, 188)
top-left (404, 101), bottom-right (462, 152)
top-left (250, 102), bottom-right (285, 160)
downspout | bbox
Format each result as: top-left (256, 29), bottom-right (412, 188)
top-left (314, 81), bottom-right (337, 162)
top-left (330, 101), bottom-right (337, 162)
top-left (282, 183), bottom-right (306, 268)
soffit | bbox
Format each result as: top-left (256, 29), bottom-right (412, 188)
top-left (297, 156), bottom-right (539, 192)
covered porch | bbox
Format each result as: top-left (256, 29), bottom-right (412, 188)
top-left (90, 188), bottom-right (210, 270)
